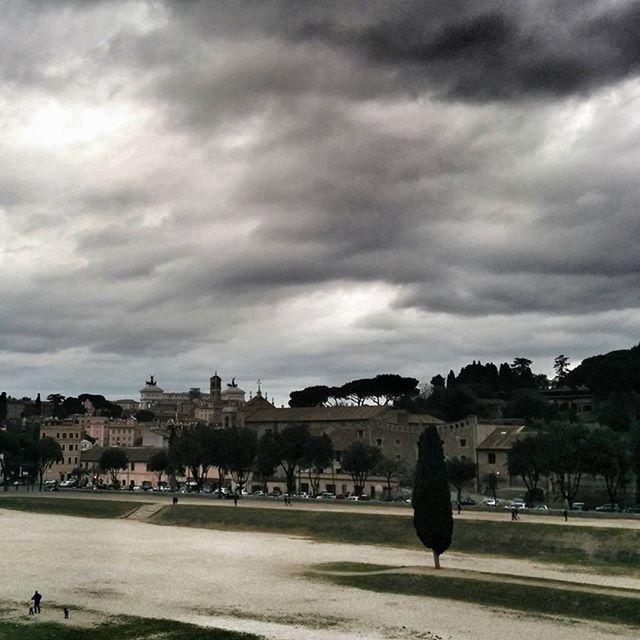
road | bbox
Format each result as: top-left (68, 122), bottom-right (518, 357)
top-left (3, 487), bottom-right (640, 529)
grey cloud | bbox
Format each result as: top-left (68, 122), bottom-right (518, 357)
top-left (287, 1), bottom-right (640, 100)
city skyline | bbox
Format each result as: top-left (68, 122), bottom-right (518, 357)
top-left (2, 1), bottom-right (639, 406)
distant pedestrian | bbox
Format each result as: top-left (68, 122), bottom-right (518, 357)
top-left (28, 602), bottom-right (34, 616)
top-left (511, 507), bottom-right (519, 521)
top-left (64, 607), bottom-right (69, 619)
top-left (563, 509), bottom-right (568, 522)
top-left (31, 591), bottom-right (42, 614)
top-left (233, 493), bottom-right (238, 507)
top-left (172, 495), bottom-right (178, 506)
top-left (457, 501), bottom-right (461, 515)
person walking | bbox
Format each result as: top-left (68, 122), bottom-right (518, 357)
top-left (563, 508), bottom-right (568, 522)
top-left (64, 607), bottom-right (69, 619)
top-left (457, 500), bottom-right (461, 515)
top-left (511, 506), bottom-right (519, 521)
top-left (233, 493), bottom-right (238, 507)
top-left (31, 591), bottom-right (42, 614)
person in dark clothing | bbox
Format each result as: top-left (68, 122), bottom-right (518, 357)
top-left (172, 495), bottom-right (178, 505)
top-left (233, 493), bottom-right (238, 506)
top-left (457, 501), bottom-right (461, 515)
top-left (563, 509), bottom-right (568, 522)
top-left (32, 591), bottom-right (42, 613)
top-left (64, 607), bottom-right (69, 619)
top-left (511, 507), bottom-right (519, 521)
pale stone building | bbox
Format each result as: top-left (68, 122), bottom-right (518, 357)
top-left (40, 419), bottom-right (83, 481)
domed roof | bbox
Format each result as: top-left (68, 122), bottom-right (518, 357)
top-left (222, 385), bottom-right (245, 396)
top-left (140, 382), bottom-right (164, 394)
top-left (221, 378), bottom-right (245, 396)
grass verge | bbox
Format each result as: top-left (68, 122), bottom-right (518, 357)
top-left (0, 496), bottom-right (141, 519)
top-left (0, 614), bottom-right (263, 640)
top-left (308, 563), bottom-right (640, 628)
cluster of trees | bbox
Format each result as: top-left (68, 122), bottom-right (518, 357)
top-left (564, 344), bottom-right (640, 431)
top-left (46, 393), bottom-right (124, 419)
top-left (0, 429), bottom-right (63, 490)
top-left (508, 421), bottom-right (636, 506)
top-left (405, 357), bottom-right (572, 422)
top-left (289, 374), bottom-right (419, 407)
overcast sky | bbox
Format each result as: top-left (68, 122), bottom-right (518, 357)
top-left (1, 0), bottom-right (639, 405)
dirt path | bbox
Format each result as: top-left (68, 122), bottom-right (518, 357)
top-left (0, 507), bottom-right (638, 640)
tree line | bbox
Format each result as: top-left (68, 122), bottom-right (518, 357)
top-left (289, 374), bottom-right (419, 407)
top-left (97, 423), bottom-right (408, 498)
top-left (507, 420), bottom-right (639, 506)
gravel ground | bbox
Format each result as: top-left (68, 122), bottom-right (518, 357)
top-left (0, 508), bottom-right (637, 640)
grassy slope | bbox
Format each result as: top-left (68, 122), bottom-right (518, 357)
top-left (151, 504), bottom-right (640, 568)
top-left (0, 615), bottom-right (262, 640)
top-left (309, 564), bottom-right (640, 628)
top-left (0, 496), bottom-right (141, 519)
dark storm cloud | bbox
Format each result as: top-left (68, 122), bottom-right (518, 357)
top-left (286, 0), bottom-right (640, 100)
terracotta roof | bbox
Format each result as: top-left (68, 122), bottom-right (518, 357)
top-left (81, 446), bottom-right (165, 463)
top-left (245, 405), bottom-right (390, 422)
top-left (476, 426), bottom-right (528, 450)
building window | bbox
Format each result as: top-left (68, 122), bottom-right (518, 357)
top-left (460, 438), bottom-right (467, 447)
top-left (488, 452), bottom-right (496, 464)
top-left (56, 433), bottom-right (60, 439)
top-left (376, 438), bottom-right (382, 447)
top-left (131, 463), bottom-right (135, 471)
top-left (61, 444), bottom-right (65, 451)
top-left (358, 430), bottom-right (364, 438)
top-left (395, 454), bottom-right (402, 461)
top-left (74, 457), bottom-right (77, 464)
top-left (395, 439), bottom-right (401, 445)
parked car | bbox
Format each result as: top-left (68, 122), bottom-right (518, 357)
top-left (571, 502), bottom-right (588, 511)
top-left (252, 490), bottom-right (265, 497)
top-left (505, 499), bottom-right (527, 510)
top-left (625, 505), bottom-right (640, 514)
top-left (530, 503), bottom-right (549, 511)
top-left (59, 479), bottom-right (77, 488)
top-left (459, 497), bottom-right (476, 506)
top-left (594, 503), bottom-right (621, 512)
top-left (316, 492), bottom-right (337, 500)
top-left (43, 480), bottom-right (59, 491)
top-left (480, 498), bottom-right (500, 507)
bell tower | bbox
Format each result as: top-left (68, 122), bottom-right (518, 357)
top-left (210, 371), bottom-right (222, 404)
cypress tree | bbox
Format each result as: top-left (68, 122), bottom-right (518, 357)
top-left (412, 425), bottom-right (453, 568)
